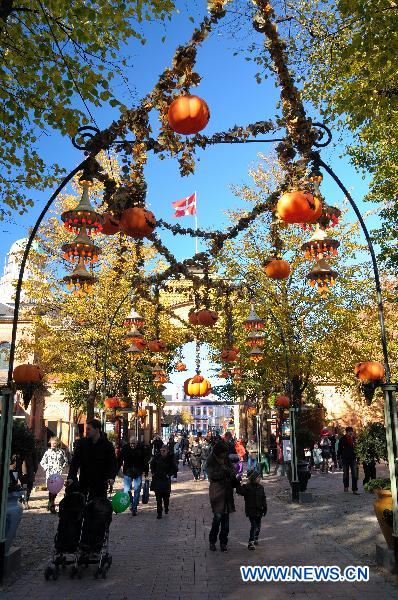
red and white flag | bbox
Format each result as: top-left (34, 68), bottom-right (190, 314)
top-left (172, 192), bottom-right (196, 218)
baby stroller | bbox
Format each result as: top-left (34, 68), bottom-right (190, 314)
top-left (44, 481), bottom-right (85, 580)
top-left (74, 496), bottom-right (113, 579)
top-left (44, 483), bottom-right (113, 580)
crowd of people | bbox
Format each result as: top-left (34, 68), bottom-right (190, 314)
top-left (10, 420), bottom-right (379, 553)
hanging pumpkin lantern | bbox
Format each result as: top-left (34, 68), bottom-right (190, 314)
top-left (104, 397), bottom-right (120, 409)
top-left (124, 326), bottom-right (144, 345)
top-left (264, 258), bottom-right (290, 280)
top-left (243, 305), bottom-right (264, 330)
top-left (13, 363), bottom-right (44, 384)
top-left (175, 361), bottom-right (187, 372)
top-left (221, 348), bottom-right (239, 363)
top-left (306, 259), bottom-right (338, 294)
top-left (185, 374), bottom-right (212, 397)
top-left (119, 207), bottom-right (156, 239)
top-left (168, 95), bottom-right (210, 135)
top-left (218, 369), bottom-right (230, 379)
top-left (275, 395), bottom-right (290, 408)
top-left (246, 331), bottom-right (265, 348)
top-left (301, 225), bottom-right (339, 260)
top-left (276, 191), bottom-right (322, 224)
top-left (126, 342), bottom-right (143, 360)
top-left (101, 213), bottom-right (120, 235)
top-left (354, 361), bottom-right (385, 382)
top-left (148, 340), bottom-right (167, 352)
top-left (188, 310), bottom-right (199, 325)
top-left (196, 309), bottom-right (219, 326)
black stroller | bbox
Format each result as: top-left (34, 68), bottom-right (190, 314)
top-left (44, 483), bottom-right (113, 580)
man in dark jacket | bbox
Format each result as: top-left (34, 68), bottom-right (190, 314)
top-left (236, 469), bottom-right (267, 550)
top-left (67, 419), bottom-right (117, 498)
top-left (150, 446), bottom-right (178, 518)
top-left (206, 440), bottom-right (238, 552)
top-left (118, 437), bottom-right (149, 515)
top-left (337, 426), bottom-right (359, 494)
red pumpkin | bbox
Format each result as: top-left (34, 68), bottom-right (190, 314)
top-left (175, 361), bottom-right (187, 372)
top-left (13, 363), bottom-right (43, 384)
top-left (221, 348), bottom-right (239, 363)
top-left (277, 191), bottom-right (322, 224)
top-left (104, 397), bottom-right (119, 409)
top-left (119, 207), bottom-right (156, 239)
top-left (188, 311), bottom-right (199, 325)
top-left (101, 213), bottom-right (120, 235)
top-left (168, 95), bottom-right (210, 135)
top-left (354, 361), bottom-right (385, 382)
top-left (148, 339), bottom-right (167, 352)
top-left (196, 309), bottom-right (218, 326)
top-left (265, 259), bottom-right (290, 280)
top-left (275, 395), bottom-right (290, 408)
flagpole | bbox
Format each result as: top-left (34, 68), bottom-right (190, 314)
top-left (194, 191), bottom-right (198, 255)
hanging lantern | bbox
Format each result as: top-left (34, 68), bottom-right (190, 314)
top-left (153, 374), bottom-right (168, 386)
top-left (63, 257), bottom-right (97, 293)
top-left (233, 373), bottom-right (242, 384)
top-left (243, 305), bottom-right (264, 331)
top-left (152, 363), bottom-right (166, 377)
top-left (218, 369), bottom-right (230, 379)
top-left (123, 307), bottom-right (145, 328)
top-left (249, 347), bottom-right (263, 363)
top-left (245, 331), bottom-right (265, 348)
top-left (126, 342), bottom-right (143, 360)
top-left (301, 225), bottom-right (339, 260)
top-left (124, 326), bottom-right (145, 345)
top-left (175, 361), bottom-right (187, 372)
top-left (231, 366), bottom-right (241, 376)
top-left (306, 259), bottom-right (338, 294)
top-left (62, 225), bottom-right (101, 264)
top-left (61, 182), bottom-right (104, 234)
top-left (221, 347), bottom-right (239, 363)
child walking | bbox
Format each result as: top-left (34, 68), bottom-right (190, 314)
top-left (236, 469), bottom-right (267, 550)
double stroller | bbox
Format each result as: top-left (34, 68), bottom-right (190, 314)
top-left (44, 482), bottom-right (113, 580)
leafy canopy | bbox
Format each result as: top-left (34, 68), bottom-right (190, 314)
top-left (0, 0), bottom-right (174, 218)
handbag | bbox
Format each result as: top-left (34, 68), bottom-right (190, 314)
top-left (142, 479), bottom-right (150, 504)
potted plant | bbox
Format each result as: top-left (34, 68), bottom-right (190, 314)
top-left (355, 422), bottom-right (387, 484)
top-left (364, 478), bottom-right (393, 549)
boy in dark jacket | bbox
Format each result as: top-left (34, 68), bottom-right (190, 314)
top-left (236, 469), bottom-right (267, 550)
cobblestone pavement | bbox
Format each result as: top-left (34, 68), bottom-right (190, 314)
top-left (1, 463), bottom-right (397, 600)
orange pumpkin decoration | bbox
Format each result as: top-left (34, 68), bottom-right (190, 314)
top-left (265, 259), bottom-right (290, 280)
top-left (221, 348), bottom-right (239, 363)
top-left (196, 309), bottom-right (218, 326)
top-left (104, 397), bottom-right (120, 409)
top-left (175, 361), bottom-right (187, 372)
top-left (277, 191), bottom-right (322, 224)
top-left (147, 339), bottom-right (167, 352)
top-left (275, 395), bottom-right (290, 408)
top-left (354, 361), bottom-right (385, 382)
top-left (13, 363), bottom-right (43, 384)
top-left (188, 311), bottom-right (199, 325)
top-left (168, 95), bottom-right (210, 135)
top-left (119, 207), bottom-right (156, 239)
top-left (101, 213), bottom-right (120, 235)
top-left (133, 339), bottom-right (147, 351)
top-left (185, 374), bottom-right (211, 397)
top-left (138, 407), bottom-right (148, 418)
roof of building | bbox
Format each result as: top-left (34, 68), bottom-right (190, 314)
top-left (0, 302), bottom-right (14, 317)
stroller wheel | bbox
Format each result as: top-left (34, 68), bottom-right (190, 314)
top-left (44, 566), bottom-right (53, 581)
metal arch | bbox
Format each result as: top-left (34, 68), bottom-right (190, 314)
top-left (312, 122), bottom-right (333, 148)
top-left (71, 126), bottom-right (101, 151)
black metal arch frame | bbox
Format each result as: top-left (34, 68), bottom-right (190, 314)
top-left (1, 121), bottom-right (398, 578)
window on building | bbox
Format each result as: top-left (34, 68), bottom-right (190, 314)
top-left (0, 342), bottom-right (10, 370)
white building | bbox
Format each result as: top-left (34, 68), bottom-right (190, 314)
top-left (0, 237), bottom-right (36, 305)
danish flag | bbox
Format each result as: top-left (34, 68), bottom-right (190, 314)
top-left (172, 192), bottom-right (197, 218)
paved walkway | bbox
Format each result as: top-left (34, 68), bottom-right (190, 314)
top-left (2, 463), bottom-right (397, 599)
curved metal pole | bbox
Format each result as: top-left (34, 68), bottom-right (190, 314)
top-left (312, 152), bottom-right (391, 382)
top-left (0, 157), bottom-right (89, 582)
top-left (313, 152), bottom-right (398, 561)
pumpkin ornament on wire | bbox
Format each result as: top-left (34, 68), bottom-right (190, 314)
top-left (168, 95), bottom-right (210, 135)
top-left (276, 190), bottom-right (322, 225)
top-left (264, 258), bottom-right (290, 280)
